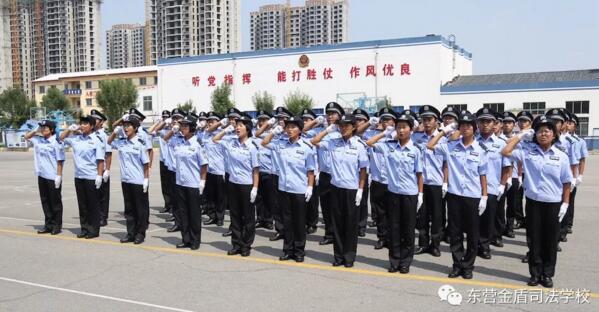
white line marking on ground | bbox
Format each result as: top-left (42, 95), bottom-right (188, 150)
top-left (0, 216), bottom-right (124, 231)
top-left (0, 277), bottom-right (196, 312)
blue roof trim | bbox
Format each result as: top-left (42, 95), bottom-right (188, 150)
top-left (158, 35), bottom-right (472, 66)
top-left (441, 80), bottom-right (599, 94)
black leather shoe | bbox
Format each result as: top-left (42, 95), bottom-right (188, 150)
top-left (344, 262), bottom-right (354, 268)
top-left (167, 225), bottom-right (180, 233)
top-left (429, 247), bottom-right (441, 257)
top-left (540, 276), bottom-right (553, 288)
top-left (166, 216), bottom-right (176, 222)
top-left (76, 232), bottom-right (87, 238)
top-left (295, 256), bottom-right (304, 263)
top-left (190, 243), bottom-right (200, 250)
top-left (448, 268), bottom-right (461, 278)
top-left (319, 238), bottom-right (334, 245)
top-left (491, 240), bottom-right (504, 248)
top-left (557, 244), bottom-right (562, 252)
top-left (527, 276), bottom-right (540, 286)
top-left (388, 266), bottom-right (398, 273)
top-left (522, 253), bottom-right (529, 263)
top-left (37, 228), bottom-right (52, 234)
top-left (567, 227), bottom-right (573, 234)
top-left (216, 220), bottom-right (224, 226)
top-left (134, 236), bottom-right (144, 245)
top-left (374, 240), bottom-right (386, 250)
top-left (414, 246), bottom-right (428, 255)
top-left (203, 218), bottom-right (217, 226)
top-left (227, 248), bottom-right (241, 256)
top-left (399, 266), bottom-right (410, 274)
top-left (269, 233), bottom-right (284, 241)
top-left (222, 230), bottom-right (232, 237)
top-left (264, 223), bottom-right (274, 230)
top-left (306, 226), bottom-right (317, 234)
top-left (368, 220), bottom-right (377, 228)
top-left (254, 221), bottom-right (265, 229)
top-left (240, 250), bottom-right (250, 257)
top-left (559, 236), bottom-right (567, 242)
top-left (461, 270), bottom-right (473, 279)
top-left (478, 251), bottom-right (492, 259)
top-left (51, 229), bottom-right (61, 235)
top-left (358, 228), bottom-right (366, 237)
top-left (100, 219), bottom-right (108, 227)
top-left (332, 260), bottom-right (344, 267)
top-left (279, 254), bottom-right (293, 261)
top-left (503, 231), bottom-right (515, 238)
top-left (85, 234), bottom-right (99, 239)
top-left (176, 243), bottom-right (191, 249)
top-left (120, 236), bottom-right (134, 243)
top-left (159, 207), bottom-right (171, 213)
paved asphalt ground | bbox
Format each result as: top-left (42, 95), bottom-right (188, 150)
top-left (0, 151), bottom-right (597, 311)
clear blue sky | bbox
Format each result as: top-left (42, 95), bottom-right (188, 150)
top-left (101, 0), bottom-right (599, 74)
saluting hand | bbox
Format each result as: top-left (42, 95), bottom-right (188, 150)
top-left (440, 122), bottom-right (458, 135)
top-left (68, 124), bottom-right (80, 132)
top-left (224, 125), bottom-right (235, 134)
top-left (267, 117), bottom-right (277, 127)
top-left (383, 126), bottom-right (395, 137)
top-left (272, 125), bottom-right (284, 135)
top-left (325, 124), bottom-right (338, 133)
top-left (517, 129), bottom-right (535, 141)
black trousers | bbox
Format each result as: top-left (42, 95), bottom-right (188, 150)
top-left (228, 182), bottom-right (255, 251)
top-left (446, 193), bottom-right (480, 272)
top-left (494, 191), bottom-right (507, 242)
top-left (272, 176), bottom-right (285, 235)
top-left (369, 181), bottom-right (388, 241)
top-left (165, 169), bottom-right (180, 226)
top-left (306, 183), bottom-right (320, 228)
top-left (38, 176), bottom-right (63, 231)
top-left (99, 176), bottom-right (110, 223)
top-left (281, 191), bottom-right (307, 257)
top-left (255, 172), bottom-right (276, 226)
top-left (176, 185), bottom-right (202, 245)
top-left (318, 172), bottom-right (335, 240)
top-left (525, 198), bottom-right (560, 278)
top-left (417, 184), bottom-right (443, 248)
top-left (159, 161), bottom-right (174, 210)
top-left (478, 194), bottom-right (498, 253)
top-left (205, 172), bottom-right (226, 222)
top-left (121, 182), bottom-right (149, 238)
top-left (506, 177), bottom-right (524, 232)
top-left (74, 178), bottom-right (101, 236)
top-left (387, 193), bottom-right (417, 268)
top-left (358, 174), bottom-right (370, 231)
top-left (560, 187), bottom-right (576, 239)
top-left (330, 186), bottom-right (359, 264)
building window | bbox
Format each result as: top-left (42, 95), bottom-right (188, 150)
top-left (39, 86), bottom-right (45, 94)
top-left (565, 101), bottom-right (589, 114)
top-left (522, 102), bottom-right (545, 116)
top-left (86, 99), bottom-right (92, 107)
top-left (143, 96), bottom-right (152, 111)
top-left (483, 103), bottom-right (504, 113)
top-left (154, 76), bottom-right (158, 85)
top-left (85, 81), bottom-right (92, 89)
top-left (409, 105), bottom-right (421, 113)
top-left (576, 117), bottom-right (588, 136)
top-left (448, 104), bottom-right (468, 112)
top-left (139, 77), bottom-right (147, 86)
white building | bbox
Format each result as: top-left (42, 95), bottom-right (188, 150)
top-left (106, 24), bottom-right (146, 69)
top-left (250, 0), bottom-right (348, 51)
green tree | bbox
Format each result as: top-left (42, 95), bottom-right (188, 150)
top-left (40, 86), bottom-right (71, 112)
top-left (0, 87), bottom-right (36, 128)
top-left (210, 82), bottom-right (235, 115)
top-left (95, 79), bottom-right (138, 130)
top-left (252, 91), bottom-right (274, 112)
top-left (284, 90), bottom-right (313, 116)
top-left (177, 99), bottom-right (197, 114)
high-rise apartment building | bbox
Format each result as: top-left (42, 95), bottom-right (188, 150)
top-left (0, 2), bottom-right (13, 92)
top-left (106, 24), bottom-right (146, 69)
top-left (250, 0), bottom-right (348, 51)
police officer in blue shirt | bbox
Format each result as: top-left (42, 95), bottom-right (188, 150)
top-left (502, 116), bottom-right (572, 288)
top-left (367, 111), bottom-right (423, 273)
top-left (352, 108), bottom-right (372, 238)
top-left (89, 109), bottom-right (111, 227)
top-left (60, 116), bottom-right (106, 239)
top-left (199, 111), bottom-right (227, 227)
top-left (474, 108), bottom-right (511, 260)
top-left (252, 110), bottom-right (277, 231)
top-left (300, 108), bottom-right (320, 234)
top-left (311, 113), bottom-right (369, 268)
top-left (512, 111), bottom-right (534, 230)
top-left (262, 116), bottom-right (316, 262)
top-left (25, 120), bottom-right (65, 235)
top-left (564, 112), bottom-right (587, 236)
top-left (427, 110), bottom-right (488, 279)
top-left (169, 114), bottom-right (208, 250)
top-left (218, 107), bottom-right (243, 238)
top-left (108, 115), bottom-right (150, 244)
top-left (413, 105), bottom-right (445, 257)
top-left (149, 110), bottom-right (174, 214)
top-left (497, 111), bottom-right (518, 242)
top-left (213, 112), bottom-right (260, 257)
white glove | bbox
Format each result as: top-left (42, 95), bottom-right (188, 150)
top-left (54, 175), bottom-right (62, 189)
top-left (417, 192), bottom-right (423, 212)
top-left (478, 195), bottom-right (488, 216)
top-left (497, 184), bottom-right (505, 201)
top-left (442, 183), bottom-right (448, 198)
top-left (143, 178), bottom-right (149, 193)
top-left (558, 203), bottom-right (569, 222)
top-left (250, 187), bottom-right (258, 203)
top-left (570, 177), bottom-right (577, 191)
top-left (164, 118), bottom-right (172, 126)
top-left (305, 186), bottom-right (313, 202)
top-left (199, 179), bottom-right (206, 195)
top-left (322, 118), bottom-right (329, 128)
top-left (68, 124), bottom-right (80, 131)
top-left (267, 117), bottom-right (277, 127)
top-left (383, 126), bottom-right (395, 137)
top-left (506, 179), bottom-right (512, 191)
top-left (369, 117), bottom-right (379, 128)
top-left (326, 124), bottom-right (338, 133)
top-left (95, 175), bottom-right (102, 189)
top-left (518, 176), bottom-right (523, 189)
top-left (272, 125), bottom-right (283, 135)
top-left (413, 120), bottom-right (420, 129)
top-left (315, 172), bottom-right (320, 186)
top-left (315, 116), bottom-right (325, 125)
top-left (251, 119), bottom-right (258, 127)
top-left (224, 125), bottom-right (235, 134)
top-left (150, 130), bottom-right (157, 136)
top-left (171, 124), bottom-right (180, 133)
top-left (122, 113), bottom-right (130, 121)
top-left (219, 118), bottom-right (228, 127)
top-left (113, 126), bottom-right (122, 134)
top-left (577, 175), bottom-right (583, 186)
top-left (355, 188), bottom-right (363, 206)
top-left (102, 170), bottom-right (110, 183)
top-left (517, 129), bottom-right (535, 141)
top-left (441, 122), bottom-right (458, 135)
top-left (198, 120), bottom-right (207, 129)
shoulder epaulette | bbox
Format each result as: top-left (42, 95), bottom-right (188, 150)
top-left (497, 136), bottom-right (507, 142)
top-left (95, 133), bottom-right (104, 143)
top-left (355, 137), bottom-right (368, 148)
top-left (566, 136), bottom-right (575, 144)
top-left (138, 138), bottom-right (145, 145)
top-left (478, 141), bottom-right (489, 152)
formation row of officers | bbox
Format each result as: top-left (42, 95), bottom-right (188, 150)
top-left (26, 102), bottom-right (588, 288)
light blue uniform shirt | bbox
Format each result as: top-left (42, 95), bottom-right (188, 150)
top-left (555, 134), bottom-right (579, 166)
top-left (111, 135), bottom-right (149, 185)
top-left (317, 129), bottom-right (342, 174)
top-left (302, 129), bottom-right (320, 174)
top-left (254, 134), bottom-right (274, 174)
top-left (63, 134), bottom-right (105, 180)
top-left (318, 136), bottom-right (369, 190)
top-left (30, 135), bottom-right (65, 180)
top-left (171, 136), bottom-right (208, 188)
top-left (138, 127), bottom-right (154, 151)
top-left (373, 140), bottom-right (422, 195)
top-left (511, 144), bottom-right (573, 202)
top-left (158, 129), bottom-right (170, 162)
top-left (199, 130), bottom-right (226, 176)
top-left (363, 129), bottom-right (388, 184)
top-left (269, 132), bottom-right (288, 176)
top-left (165, 133), bottom-right (184, 171)
top-left (476, 134), bottom-right (511, 196)
top-left (434, 139), bottom-right (488, 198)
top-left (412, 130), bottom-right (445, 186)
top-left (222, 133), bottom-right (238, 175)
top-left (574, 134), bottom-right (589, 159)
top-left (266, 138), bottom-right (316, 194)
top-left (218, 138), bottom-right (259, 185)
top-left (95, 130), bottom-right (111, 154)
